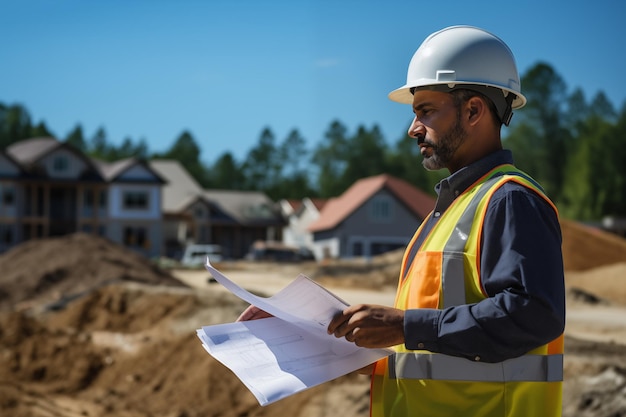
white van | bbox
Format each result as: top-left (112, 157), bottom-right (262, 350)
top-left (181, 244), bottom-right (223, 267)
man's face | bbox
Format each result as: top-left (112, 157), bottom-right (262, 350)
top-left (408, 90), bottom-right (466, 171)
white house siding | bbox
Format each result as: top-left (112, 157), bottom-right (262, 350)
top-left (106, 220), bottom-right (162, 259)
top-left (311, 236), bottom-right (340, 261)
top-left (40, 148), bottom-right (87, 179)
top-left (299, 200), bottom-right (321, 250)
top-left (108, 184), bottom-right (161, 219)
top-left (282, 199), bottom-right (321, 251)
top-left (106, 183), bottom-right (162, 257)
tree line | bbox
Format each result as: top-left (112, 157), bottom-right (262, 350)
top-left (1, 62), bottom-right (624, 222)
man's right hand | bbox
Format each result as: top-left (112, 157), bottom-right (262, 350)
top-left (236, 305), bottom-right (273, 321)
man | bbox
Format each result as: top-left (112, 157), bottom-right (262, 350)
top-left (326, 26), bottom-right (565, 416)
top-left (239, 25), bottom-right (565, 416)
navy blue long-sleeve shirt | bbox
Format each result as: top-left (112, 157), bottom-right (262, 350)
top-left (403, 149), bottom-right (566, 363)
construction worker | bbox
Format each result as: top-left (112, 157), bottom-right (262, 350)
top-left (327, 26), bottom-right (565, 416)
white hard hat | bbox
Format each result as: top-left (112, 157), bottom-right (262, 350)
top-left (389, 26), bottom-right (526, 125)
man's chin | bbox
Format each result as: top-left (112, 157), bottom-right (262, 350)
top-left (422, 157), bottom-right (445, 171)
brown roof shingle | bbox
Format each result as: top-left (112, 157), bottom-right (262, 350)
top-left (308, 174), bottom-right (435, 232)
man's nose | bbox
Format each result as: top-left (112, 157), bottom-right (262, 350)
top-left (408, 116), bottom-right (426, 138)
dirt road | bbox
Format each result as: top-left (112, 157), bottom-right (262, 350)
top-left (172, 265), bottom-right (397, 306)
top-left (172, 265), bottom-right (626, 347)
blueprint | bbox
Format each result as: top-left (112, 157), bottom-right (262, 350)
top-left (196, 259), bottom-right (392, 406)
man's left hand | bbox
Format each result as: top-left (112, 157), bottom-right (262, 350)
top-left (327, 304), bottom-right (405, 348)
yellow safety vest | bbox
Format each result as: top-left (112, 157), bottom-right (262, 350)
top-left (371, 164), bottom-right (563, 417)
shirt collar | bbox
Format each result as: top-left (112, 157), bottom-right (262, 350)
top-left (435, 149), bottom-right (514, 197)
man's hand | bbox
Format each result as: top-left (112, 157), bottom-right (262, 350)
top-left (236, 305), bottom-right (273, 321)
top-left (327, 304), bottom-right (405, 348)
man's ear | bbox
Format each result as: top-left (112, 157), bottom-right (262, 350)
top-left (466, 96), bottom-right (485, 126)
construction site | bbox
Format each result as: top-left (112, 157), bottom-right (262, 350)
top-left (1, 218), bottom-right (625, 417)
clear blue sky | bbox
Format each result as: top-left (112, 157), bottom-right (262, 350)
top-left (2, 0), bottom-right (625, 165)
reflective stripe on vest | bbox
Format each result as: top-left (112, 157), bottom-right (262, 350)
top-left (441, 174), bottom-right (504, 307)
top-left (389, 352), bottom-right (563, 382)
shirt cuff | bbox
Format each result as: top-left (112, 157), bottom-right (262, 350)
top-left (404, 308), bottom-right (440, 351)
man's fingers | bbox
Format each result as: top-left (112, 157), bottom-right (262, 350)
top-left (328, 305), bottom-right (368, 337)
top-left (328, 310), bottom-right (351, 335)
top-left (237, 305), bottom-right (272, 321)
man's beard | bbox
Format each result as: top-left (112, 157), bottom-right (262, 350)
top-left (421, 113), bottom-right (466, 171)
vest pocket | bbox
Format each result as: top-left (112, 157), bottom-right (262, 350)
top-left (400, 251), bottom-right (442, 310)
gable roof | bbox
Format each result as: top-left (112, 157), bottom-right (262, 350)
top-left (6, 137), bottom-right (104, 180)
top-left (96, 158), bottom-right (136, 181)
top-left (96, 158), bottom-right (166, 184)
top-left (6, 137), bottom-right (60, 164)
top-left (308, 174), bottom-right (435, 232)
top-left (203, 189), bottom-right (284, 226)
top-left (149, 159), bottom-right (203, 212)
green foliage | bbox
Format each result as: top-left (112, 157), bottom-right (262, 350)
top-left (505, 62), bottom-right (571, 200)
top-left (0, 103), bottom-right (53, 147)
top-left (208, 152), bottom-right (246, 190)
top-left (312, 120), bottom-right (351, 198)
top-left (504, 62), bottom-right (624, 220)
top-left (561, 106), bottom-right (626, 220)
top-left (65, 125), bottom-right (87, 152)
top-left (155, 130), bottom-right (210, 187)
top-left (341, 124), bottom-right (389, 183)
top-left (241, 127), bottom-right (281, 193)
top-left (273, 129), bottom-right (316, 200)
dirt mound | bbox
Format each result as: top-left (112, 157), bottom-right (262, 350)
top-left (0, 233), bottom-right (185, 312)
top-left (566, 263), bottom-right (626, 305)
top-left (0, 282), bottom-right (371, 417)
top-left (561, 219), bottom-right (626, 271)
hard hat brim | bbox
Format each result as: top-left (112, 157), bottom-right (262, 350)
top-left (388, 82), bottom-right (527, 110)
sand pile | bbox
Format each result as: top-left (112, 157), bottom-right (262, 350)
top-left (0, 281), bottom-right (371, 417)
top-left (0, 233), bottom-right (185, 312)
top-left (561, 219), bottom-right (626, 271)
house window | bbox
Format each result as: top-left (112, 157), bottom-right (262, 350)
top-left (0, 184), bottom-right (15, 206)
top-left (99, 189), bottom-right (108, 209)
top-left (84, 189), bottom-right (94, 209)
top-left (53, 156), bottom-right (69, 172)
top-left (124, 226), bottom-right (148, 248)
top-left (123, 191), bottom-right (149, 210)
top-left (0, 224), bottom-right (13, 244)
top-left (370, 196), bottom-right (392, 222)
